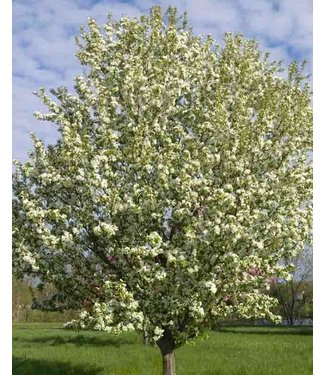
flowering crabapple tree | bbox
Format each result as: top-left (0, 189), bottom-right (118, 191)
top-left (13, 6), bottom-right (312, 374)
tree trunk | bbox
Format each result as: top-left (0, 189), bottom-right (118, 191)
top-left (161, 351), bottom-right (175, 375)
top-left (288, 316), bottom-right (294, 326)
top-left (157, 329), bottom-right (176, 375)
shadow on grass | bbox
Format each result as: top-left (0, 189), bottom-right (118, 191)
top-left (13, 357), bottom-right (103, 375)
top-left (218, 327), bottom-right (313, 336)
top-left (13, 334), bottom-right (138, 348)
top-left (14, 327), bottom-right (64, 330)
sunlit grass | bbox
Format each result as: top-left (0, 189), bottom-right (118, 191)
top-left (13, 323), bottom-right (312, 374)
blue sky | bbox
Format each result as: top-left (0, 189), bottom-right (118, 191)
top-left (13, 0), bottom-right (312, 161)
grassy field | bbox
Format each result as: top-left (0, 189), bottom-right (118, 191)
top-left (12, 323), bottom-right (312, 375)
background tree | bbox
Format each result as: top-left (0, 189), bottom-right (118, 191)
top-left (12, 277), bottom-right (33, 323)
top-left (12, 276), bottom-right (79, 323)
top-left (270, 247), bottom-right (313, 325)
top-left (13, 6), bottom-right (312, 374)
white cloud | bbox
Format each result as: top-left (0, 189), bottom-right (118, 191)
top-left (187, 0), bottom-right (241, 29)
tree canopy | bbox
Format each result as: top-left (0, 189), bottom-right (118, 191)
top-left (13, 6), bottom-right (312, 373)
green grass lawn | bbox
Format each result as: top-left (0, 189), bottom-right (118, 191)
top-left (12, 323), bottom-right (312, 375)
